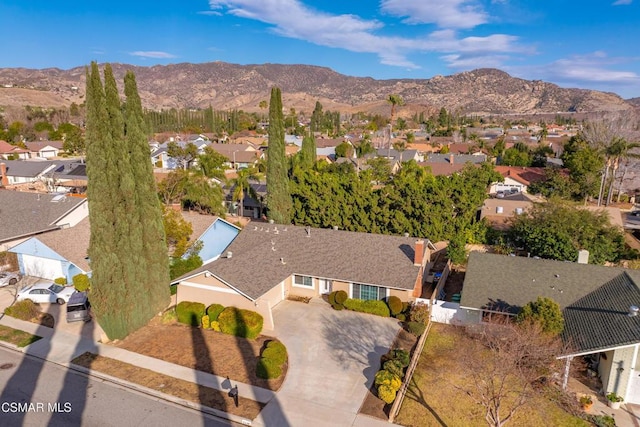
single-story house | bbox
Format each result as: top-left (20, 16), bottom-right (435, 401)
top-left (173, 225), bottom-right (435, 330)
top-left (479, 196), bottom-right (535, 230)
top-left (0, 190), bottom-right (88, 252)
top-left (490, 166), bottom-right (547, 194)
top-left (25, 141), bottom-right (63, 159)
top-left (0, 140), bottom-right (31, 160)
top-left (459, 251), bottom-right (640, 404)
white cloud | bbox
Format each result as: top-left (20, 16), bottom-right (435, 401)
top-left (207, 0), bottom-right (526, 69)
top-left (380, 0), bottom-right (488, 29)
top-left (198, 10), bottom-right (222, 16)
top-left (129, 51), bottom-right (177, 59)
top-left (613, 0), bottom-right (632, 5)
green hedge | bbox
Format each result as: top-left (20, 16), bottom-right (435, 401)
top-left (343, 299), bottom-right (391, 317)
top-left (388, 349), bottom-right (410, 368)
top-left (176, 301), bottom-right (206, 327)
top-left (387, 296), bottom-right (403, 316)
top-left (383, 359), bottom-right (404, 378)
top-left (206, 303), bottom-right (225, 321)
top-left (256, 357), bottom-right (282, 379)
top-left (5, 300), bottom-right (40, 321)
top-left (218, 307), bottom-right (263, 339)
top-left (406, 321), bottom-right (427, 336)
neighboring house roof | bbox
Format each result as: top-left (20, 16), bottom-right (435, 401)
top-left (418, 162), bottom-right (469, 176)
top-left (426, 153), bottom-right (487, 164)
top-left (0, 140), bottom-right (30, 155)
top-left (0, 160), bottom-right (56, 178)
top-left (494, 166), bottom-right (547, 186)
top-left (461, 252), bottom-right (640, 355)
top-left (176, 225), bottom-right (426, 300)
top-left (376, 148), bottom-right (420, 163)
top-left (25, 141), bottom-right (63, 152)
top-left (0, 190), bottom-right (87, 243)
top-left (35, 217), bottom-right (91, 272)
top-left (479, 197), bottom-right (534, 230)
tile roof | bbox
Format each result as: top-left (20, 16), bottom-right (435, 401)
top-left (0, 190), bottom-right (87, 243)
top-left (0, 141), bottom-right (30, 154)
top-left (494, 166), bottom-right (547, 186)
top-left (462, 252), bottom-right (640, 354)
top-left (178, 225), bottom-right (425, 300)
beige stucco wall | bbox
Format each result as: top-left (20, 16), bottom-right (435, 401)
top-left (389, 288), bottom-right (412, 302)
top-left (287, 275), bottom-right (318, 298)
top-left (332, 280), bottom-right (349, 294)
top-left (601, 347), bottom-right (636, 397)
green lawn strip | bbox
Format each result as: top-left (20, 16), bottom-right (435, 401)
top-left (395, 324), bottom-right (588, 427)
top-left (0, 324), bottom-right (42, 347)
top-left (71, 352), bottom-right (264, 419)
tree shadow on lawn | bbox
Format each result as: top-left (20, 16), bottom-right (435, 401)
top-left (404, 375), bottom-right (448, 427)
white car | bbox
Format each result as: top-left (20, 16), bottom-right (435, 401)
top-left (17, 283), bottom-right (76, 305)
top-left (0, 272), bottom-right (21, 287)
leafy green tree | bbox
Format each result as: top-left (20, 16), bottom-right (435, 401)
top-left (163, 206), bottom-right (193, 258)
top-left (168, 142), bottom-right (199, 170)
top-left (335, 141), bottom-right (354, 158)
top-left (266, 87), bottom-right (292, 223)
top-left (230, 167), bottom-right (262, 217)
top-left (509, 200), bottom-right (626, 264)
top-left (516, 297), bottom-right (564, 335)
top-left (159, 170), bottom-right (224, 215)
top-left (366, 157), bottom-right (392, 184)
top-left (197, 146), bottom-right (227, 180)
top-left (561, 136), bottom-right (605, 203)
top-left (447, 233), bottom-right (467, 265)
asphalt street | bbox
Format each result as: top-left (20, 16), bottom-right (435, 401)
top-left (0, 346), bottom-right (235, 427)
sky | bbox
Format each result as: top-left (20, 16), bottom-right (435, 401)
top-left (1, 0), bottom-right (640, 99)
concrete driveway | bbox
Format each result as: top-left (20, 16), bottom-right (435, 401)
top-left (254, 300), bottom-right (400, 427)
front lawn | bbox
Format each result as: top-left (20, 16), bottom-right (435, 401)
top-left (0, 324), bottom-right (42, 347)
top-left (395, 323), bottom-right (589, 427)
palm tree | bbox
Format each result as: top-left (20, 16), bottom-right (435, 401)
top-left (386, 94), bottom-right (404, 158)
top-left (607, 138), bottom-right (640, 204)
top-left (229, 167), bottom-right (262, 217)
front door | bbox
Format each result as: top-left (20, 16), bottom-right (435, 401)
top-left (319, 279), bottom-right (332, 295)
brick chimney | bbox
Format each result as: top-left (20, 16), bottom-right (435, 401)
top-left (414, 240), bottom-right (425, 266)
top-left (0, 163), bottom-right (8, 187)
top-left (449, 154), bottom-right (454, 165)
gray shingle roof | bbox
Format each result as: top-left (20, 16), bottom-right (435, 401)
top-left (0, 190), bottom-right (87, 243)
top-left (36, 217), bottom-right (91, 272)
top-left (1, 160), bottom-right (56, 177)
top-left (179, 225), bottom-right (424, 300)
top-left (462, 252), bottom-right (640, 354)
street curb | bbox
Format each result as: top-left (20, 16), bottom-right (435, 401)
top-left (67, 362), bottom-right (255, 426)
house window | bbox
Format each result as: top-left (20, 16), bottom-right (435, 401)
top-left (352, 283), bottom-right (387, 301)
top-left (293, 275), bottom-right (313, 288)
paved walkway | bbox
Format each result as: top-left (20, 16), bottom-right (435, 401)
top-left (0, 300), bottom-right (404, 427)
top-left (569, 377), bottom-right (640, 427)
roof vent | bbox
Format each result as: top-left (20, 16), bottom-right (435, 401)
top-left (629, 306), bottom-right (639, 317)
top-left (226, 251), bottom-right (232, 259)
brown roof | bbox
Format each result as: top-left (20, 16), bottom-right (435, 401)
top-left (178, 225), bottom-right (426, 299)
top-left (418, 162), bottom-right (472, 176)
top-left (25, 141), bottom-right (64, 151)
top-left (37, 218), bottom-right (91, 272)
top-left (0, 140), bottom-right (30, 154)
top-left (181, 211), bottom-right (219, 240)
top-left (494, 166), bottom-right (547, 186)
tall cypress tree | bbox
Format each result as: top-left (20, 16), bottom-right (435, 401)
top-left (124, 70), bottom-right (170, 316)
top-left (85, 63), bottom-right (169, 340)
top-left (300, 133), bottom-right (317, 169)
top-left (266, 87), bottom-right (292, 224)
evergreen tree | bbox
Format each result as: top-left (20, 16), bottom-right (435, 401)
top-left (266, 87), bottom-right (292, 224)
top-left (85, 63), bottom-right (169, 340)
top-left (300, 133), bottom-right (317, 169)
top-left (310, 101), bottom-right (323, 133)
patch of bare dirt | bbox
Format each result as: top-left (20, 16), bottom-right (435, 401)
top-left (113, 318), bottom-right (286, 391)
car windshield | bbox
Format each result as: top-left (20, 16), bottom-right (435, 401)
top-left (48, 283), bottom-right (65, 294)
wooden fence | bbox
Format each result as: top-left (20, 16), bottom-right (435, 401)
top-left (388, 317), bottom-right (433, 423)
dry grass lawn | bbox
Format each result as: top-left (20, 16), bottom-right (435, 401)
top-left (72, 352), bottom-right (264, 419)
top-left (395, 323), bottom-right (589, 427)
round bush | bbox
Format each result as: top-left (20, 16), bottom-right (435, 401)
top-left (396, 314), bottom-right (406, 322)
top-left (406, 321), bottom-right (427, 337)
top-left (72, 274), bottom-right (90, 292)
top-left (387, 296), bottom-right (403, 316)
top-left (256, 357), bottom-right (283, 379)
top-left (5, 300), bottom-right (40, 321)
top-left (201, 314), bottom-right (211, 329)
top-left (389, 349), bottom-right (410, 368)
top-left (211, 321), bottom-right (221, 332)
top-left (331, 303), bottom-right (344, 311)
top-left (267, 340), bottom-right (287, 356)
top-left (377, 384), bottom-right (397, 404)
top-left (334, 290), bottom-right (348, 305)
top-left (374, 370), bottom-right (401, 390)
top-left (262, 346), bottom-right (287, 365)
top-left (383, 359), bottom-right (404, 378)
top-left (402, 302), bottom-right (410, 313)
top-left (206, 303), bottom-right (225, 321)
top-left (54, 277), bottom-right (67, 285)
top-left (328, 291), bottom-right (337, 306)
top-left (176, 301), bottom-right (206, 326)
top-left (218, 307), bottom-right (264, 339)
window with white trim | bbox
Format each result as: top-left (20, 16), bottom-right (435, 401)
top-left (352, 283), bottom-right (387, 301)
top-left (293, 275), bottom-right (313, 288)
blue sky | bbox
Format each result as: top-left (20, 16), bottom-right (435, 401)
top-left (2, 0), bottom-right (640, 98)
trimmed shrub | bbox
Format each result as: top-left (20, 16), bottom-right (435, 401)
top-left (256, 357), bottom-right (282, 379)
top-left (176, 301), bottom-right (206, 327)
top-left (328, 291), bottom-right (337, 306)
top-left (201, 314), bottom-right (211, 329)
top-left (170, 284), bottom-right (178, 296)
top-left (5, 300), bottom-right (40, 321)
top-left (407, 321), bottom-right (427, 337)
top-left (383, 359), bottom-right (404, 378)
top-left (387, 296), bottom-right (403, 316)
top-left (54, 277), bottom-right (67, 285)
top-left (218, 307), bottom-right (264, 339)
top-left (262, 346), bottom-right (287, 365)
top-left (343, 298), bottom-right (391, 317)
top-left (72, 274), bottom-right (90, 292)
top-left (161, 309), bottom-right (177, 325)
top-left (388, 349), bottom-right (410, 368)
top-left (409, 302), bottom-right (430, 324)
top-left (266, 340), bottom-right (287, 360)
top-left (206, 303), bottom-right (225, 321)
top-left (374, 369), bottom-right (401, 389)
top-left (332, 303), bottom-right (344, 311)
top-left (211, 321), bottom-right (221, 332)
top-left (334, 290), bottom-right (348, 305)
top-left (377, 384), bottom-right (397, 404)
top-left (396, 314), bottom-right (406, 322)
top-left (402, 302), bottom-right (410, 313)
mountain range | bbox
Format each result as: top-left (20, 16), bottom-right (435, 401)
top-left (0, 62), bottom-right (636, 116)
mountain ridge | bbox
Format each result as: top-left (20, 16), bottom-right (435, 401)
top-left (0, 62), bottom-right (634, 116)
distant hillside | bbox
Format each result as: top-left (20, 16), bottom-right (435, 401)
top-left (0, 63), bottom-right (634, 116)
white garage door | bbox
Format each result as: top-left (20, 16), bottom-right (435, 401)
top-left (21, 254), bottom-right (64, 280)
